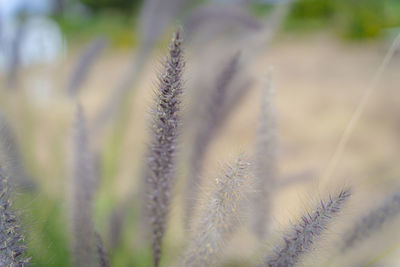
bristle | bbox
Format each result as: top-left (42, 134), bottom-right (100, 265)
top-left (182, 155), bottom-right (250, 267)
top-left (251, 72), bottom-right (277, 240)
top-left (185, 52), bottom-right (241, 224)
top-left (0, 168), bottom-right (30, 266)
top-left (70, 105), bottom-right (96, 266)
top-left (341, 192), bottom-right (400, 251)
top-left (145, 29), bottom-right (184, 267)
top-left (262, 189), bottom-right (351, 267)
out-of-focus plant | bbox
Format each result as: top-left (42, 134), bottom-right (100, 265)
top-left (286, 0), bottom-right (400, 39)
top-left (3, 0), bottom-right (400, 266)
top-left (78, 0), bottom-right (143, 14)
top-left (143, 30), bottom-right (184, 267)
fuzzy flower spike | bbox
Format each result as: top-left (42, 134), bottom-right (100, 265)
top-left (146, 29), bottom-right (184, 267)
top-left (182, 155), bottom-right (250, 267)
top-left (262, 189), bottom-right (351, 267)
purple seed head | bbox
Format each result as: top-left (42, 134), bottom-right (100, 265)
top-left (145, 29), bottom-right (184, 267)
top-left (263, 189), bottom-right (351, 267)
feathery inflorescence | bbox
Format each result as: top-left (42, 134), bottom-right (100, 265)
top-left (145, 30), bottom-right (184, 267)
top-left (0, 168), bottom-right (30, 266)
top-left (341, 192), bottom-right (400, 251)
top-left (251, 72), bottom-right (277, 241)
top-left (262, 189), bottom-right (351, 267)
top-left (185, 53), bottom-right (241, 224)
top-left (70, 105), bottom-right (96, 267)
top-left (182, 155), bottom-right (250, 267)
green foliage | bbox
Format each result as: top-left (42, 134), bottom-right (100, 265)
top-left (109, 207), bottom-right (153, 267)
top-left (16, 193), bottom-right (72, 267)
top-left (60, 0), bottom-right (400, 43)
top-left (78, 0), bottom-right (143, 14)
top-left (249, 3), bottom-right (273, 18)
top-left (17, 186), bottom-right (152, 266)
top-left (285, 0), bottom-right (400, 39)
top-left (290, 0), bottom-right (336, 20)
top-left (57, 13), bottom-right (139, 48)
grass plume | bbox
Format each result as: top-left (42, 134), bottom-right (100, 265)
top-left (0, 168), bottom-right (30, 266)
top-left (261, 189), bottom-right (351, 267)
top-left (251, 72), bottom-right (277, 241)
top-left (70, 105), bottom-right (96, 267)
top-left (145, 29), bottom-right (184, 267)
top-left (182, 155), bottom-right (250, 267)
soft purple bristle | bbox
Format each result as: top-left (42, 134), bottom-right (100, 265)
top-left (145, 29), bottom-right (184, 267)
top-left (182, 155), bottom-right (250, 267)
top-left (262, 189), bottom-right (351, 267)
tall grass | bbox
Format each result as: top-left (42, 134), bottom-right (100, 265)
top-left (144, 29), bottom-right (184, 267)
top-left (2, 1), bottom-right (400, 266)
top-left (182, 155), bottom-right (250, 267)
top-left (261, 189), bottom-right (351, 267)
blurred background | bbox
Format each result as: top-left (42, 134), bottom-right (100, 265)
top-left (0, 0), bottom-right (400, 266)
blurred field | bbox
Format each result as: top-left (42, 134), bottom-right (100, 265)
top-left (0, 28), bottom-right (399, 265)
